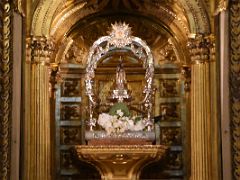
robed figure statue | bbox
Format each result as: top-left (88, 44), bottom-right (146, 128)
top-left (116, 63), bottom-right (127, 90)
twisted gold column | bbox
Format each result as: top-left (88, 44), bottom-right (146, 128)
top-left (23, 37), bottom-right (55, 180)
top-left (188, 35), bottom-right (213, 179)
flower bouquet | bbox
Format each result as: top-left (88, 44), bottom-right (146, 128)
top-left (97, 103), bottom-right (147, 135)
top-left (85, 103), bottom-right (155, 145)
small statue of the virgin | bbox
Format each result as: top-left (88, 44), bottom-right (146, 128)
top-left (116, 62), bottom-right (126, 90)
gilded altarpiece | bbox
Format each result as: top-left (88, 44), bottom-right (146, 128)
top-left (54, 61), bottom-right (188, 179)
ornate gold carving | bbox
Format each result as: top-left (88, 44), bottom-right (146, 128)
top-left (26, 36), bottom-right (55, 65)
top-left (0, 1), bottom-right (12, 179)
top-left (61, 103), bottom-right (81, 121)
top-left (160, 102), bottom-right (181, 121)
top-left (74, 145), bottom-right (168, 180)
top-left (13, 0), bottom-right (25, 16)
top-left (190, 33), bottom-right (213, 179)
top-left (60, 126), bottom-right (82, 145)
top-left (158, 42), bottom-right (177, 63)
top-left (33, 0), bottom-right (190, 43)
top-left (24, 35), bottom-right (53, 180)
top-left (49, 63), bottom-right (61, 97)
top-left (159, 79), bottom-right (179, 97)
top-left (182, 0), bottom-right (210, 33)
top-left (214, 0), bottom-right (229, 15)
top-left (64, 42), bottom-right (87, 65)
top-left (161, 127), bottom-right (182, 146)
top-left (187, 34), bottom-right (214, 64)
top-left (181, 65), bottom-right (191, 92)
top-left (230, 2), bottom-right (240, 179)
top-left (50, 1), bottom-right (87, 36)
top-left (61, 79), bottom-right (81, 97)
top-left (208, 35), bottom-right (216, 62)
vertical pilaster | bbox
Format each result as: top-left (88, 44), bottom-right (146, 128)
top-left (23, 37), bottom-right (55, 180)
top-left (188, 34), bottom-right (213, 179)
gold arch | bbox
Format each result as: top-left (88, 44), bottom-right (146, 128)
top-left (30, 0), bottom-right (210, 41)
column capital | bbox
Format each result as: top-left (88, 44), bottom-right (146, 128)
top-left (13, 0), bottom-right (25, 16)
top-left (26, 36), bottom-right (55, 65)
top-left (187, 34), bottom-right (215, 64)
top-left (214, 0), bottom-right (229, 16)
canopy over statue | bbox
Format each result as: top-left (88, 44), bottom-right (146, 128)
top-left (85, 22), bottom-right (155, 131)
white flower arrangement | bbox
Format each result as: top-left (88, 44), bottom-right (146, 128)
top-left (97, 109), bottom-right (147, 135)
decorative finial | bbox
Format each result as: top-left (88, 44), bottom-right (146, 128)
top-left (108, 22), bottom-right (132, 48)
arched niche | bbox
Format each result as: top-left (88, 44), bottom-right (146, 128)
top-left (26, 0), bottom-right (219, 179)
top-left (30, 0), bottom-right (210, 41)
top-left (52, 16), bottom-right (190, 179)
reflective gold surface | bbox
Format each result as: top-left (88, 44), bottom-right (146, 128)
top-left (74, 145), bottom-right (168, 180)
top-left (2, 0), bottom-right (239, 180)
top-left (6, 0), bottom-right (230, 180)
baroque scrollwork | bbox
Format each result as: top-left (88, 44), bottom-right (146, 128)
top-left (230, 2), bottom-right (240, 179)
top-left (0, 1), bottom-right (12, 179)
